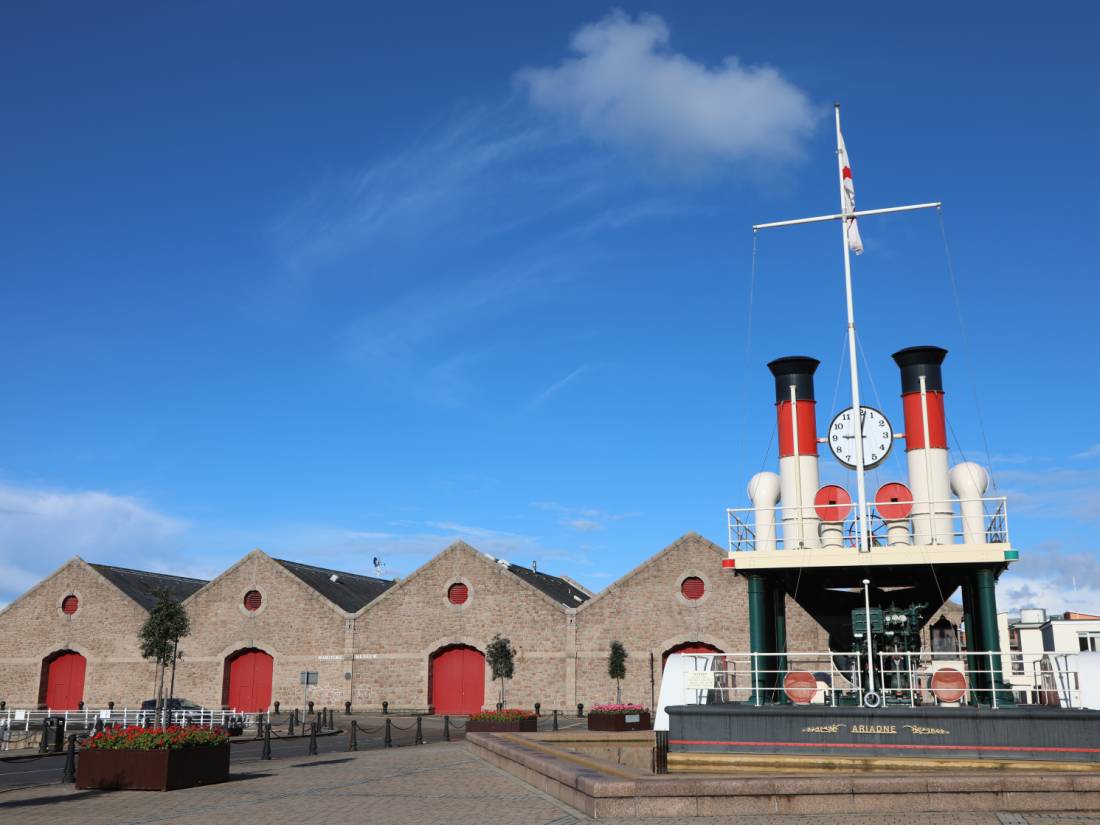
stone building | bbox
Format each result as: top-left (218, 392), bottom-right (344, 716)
top-left (0, 532), bottom-right (963, 713)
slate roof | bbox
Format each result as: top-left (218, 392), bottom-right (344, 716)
top-left (502, 561), bottom-right (590, 608)
top-left (273, 559), bottom-right (394, 613)
top-left (90, 564), bottom-right (208, 611)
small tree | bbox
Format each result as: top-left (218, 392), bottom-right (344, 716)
top-left (138, 590), bottom-right (191, 725)
top-left (608, 641), bottom-right (627, 703)
top-left (486, 634), bottom-right (515, 707)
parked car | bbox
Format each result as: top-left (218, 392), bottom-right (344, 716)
top-left (139, 698), bottom-right (203, 711)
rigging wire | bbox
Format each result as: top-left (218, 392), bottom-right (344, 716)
top-left (937, 208), bottom-right (999, 493)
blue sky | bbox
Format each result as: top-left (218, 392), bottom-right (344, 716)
top-left (2, 2), bottom-right (1098, 613)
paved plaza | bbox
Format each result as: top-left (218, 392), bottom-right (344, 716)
top-left (1, 741), bottom-right (1098, 825)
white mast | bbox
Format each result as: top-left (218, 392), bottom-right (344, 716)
top-left (752, 102), bottom-right (941, 554)
top-left (835, 103), bottom-right (871, 555)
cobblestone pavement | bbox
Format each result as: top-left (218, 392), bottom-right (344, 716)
top-left (1, 742), bottom-right (1097, 825)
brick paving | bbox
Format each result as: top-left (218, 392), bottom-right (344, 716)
top-left (0, 742), bottom-right (1097, 824)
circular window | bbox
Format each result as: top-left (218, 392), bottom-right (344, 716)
top-left (681, 577), bottom-right (705, 600)
top-left (447, 583), bottom-right (469, 605)
top-left (61, 595), bottom-right (79, 615)
top-left (243, 590), bottom-right (262, 611)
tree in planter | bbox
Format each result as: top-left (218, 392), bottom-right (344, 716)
top-left (138, 590), bottom-right (191, 726)
top-left (486, 634), bottom-right (515, 707)
top-left (608, 641), bottom-right (627, 703)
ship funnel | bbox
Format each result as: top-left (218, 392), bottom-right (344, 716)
top-left (949, 462), bottom-right (990, 544)
top-left (892, 346), bottom-right (953, 545)
top-left (767, 356), bottom-right (821, 549)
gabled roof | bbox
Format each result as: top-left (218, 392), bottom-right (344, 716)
top-left (273, 558), bottom-right (393, 613)
top-left (499, 561), bottom-right (590, 608)
top-left (89, 564), bottom-right (208, 611)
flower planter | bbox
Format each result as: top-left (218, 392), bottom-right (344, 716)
top-left (76, 743), bottom-right (230, 791)
top-left (465, 717), bottom-right (538, 733)
top-left (587, 711), bottom-right (652, 732)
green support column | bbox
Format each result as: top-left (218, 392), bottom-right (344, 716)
top-left (975, 567), bottom-right (1015, 707)
top-left (960, 577), bottom-right (983, 703)
top-left (747, 574), bottom-right (769, 706)
top-left (772, 584), bottom-right (788, 704)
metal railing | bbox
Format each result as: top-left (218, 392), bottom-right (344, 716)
top-left (0, 707), bottom-right (267, 750)
top-left (675, 652), bottom-right (862, 708)
top-left (673, 650), bottom-right (1084, 710)
top-left (726, 496), bottom-right (1010, 552)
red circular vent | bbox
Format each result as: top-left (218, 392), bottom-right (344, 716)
top-left (447, 583), bottom-right (468, 605)
top-left (681, 577), bottom-right (705, 600)
top-left (61, 595), bottom-right (79, 615)
top-left (243, 590), bottom-right (262, 611)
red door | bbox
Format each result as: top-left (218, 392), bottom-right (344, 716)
top-left (43, 652), bottom-right (86, 709)
top-left (225, 649), bottom-right (273, 712)
top-left (430, 646), bottom-right (484, 714)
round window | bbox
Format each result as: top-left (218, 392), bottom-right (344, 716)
top-left (447, 583), bottom-right (469, 605)
top-left (681, 577), bottom-right (705, 600)
top-left (243, 590), bottom-right (262, 611)
top-left (61, 595), bottom-right (79, 615)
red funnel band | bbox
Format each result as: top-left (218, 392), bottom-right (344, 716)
top-left (875, 482), bottom-right (914, 520)
top-left (777, 400), bottom-right (818, 457)
top-left (814, 485), bottom-right (852, 522)
top-left (901, 391), bottom-right (947, 451)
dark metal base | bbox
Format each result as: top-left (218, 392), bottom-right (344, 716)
top-left (668, 704), bottom-right (1100, 763)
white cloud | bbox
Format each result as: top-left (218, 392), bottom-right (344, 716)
top-left (531, 500), bottom-right (640, 533)
top-left (0, 482), bottom-right (188, 606)
top-left (516, 11), bottom-right (817, 173)
top-left (1074, 444), bottom-right (1100, 460)
top-left (999, 541), bottom-right (1100, 615)
top-left (526, 364), bottom-right (594, 410)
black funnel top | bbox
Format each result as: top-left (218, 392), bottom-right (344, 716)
top-left (767, 356), bottom-right (820, 403)
top-left (892, 346), bottom-right (948, 394)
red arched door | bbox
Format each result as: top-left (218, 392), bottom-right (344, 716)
top-left (430, 645), bottom-right (484, 714)
top-left (224, 649), bottom-right (273, 712)
top-left (41, 651), bottom-right (86, 709)
top-left (662, 641), bottom-right (722, 669)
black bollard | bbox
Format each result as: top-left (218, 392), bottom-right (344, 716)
top-left (288, 713), bottom-right (295, 736)
top-left (415, 715), bottom-right (424, 745)
top-left (382, 700), bottom-right (388, 715)
top-left (255, 717), bottom-right (264, 738)
top-left (552, 709), bottom-right (559, 731)
top-left (308, 700), bottom-right (315, 714)
top-left (52, 718), bottom-right (67, 753)
top-left (61, 734), bottom-right (76, 784)
top-left (93, 718), bottom-right (104, 734)
top-left (534, 702), bottom-right (541, 717)
top-left (37, 726), bottom-right (49, 754)
top-left (316, 711), bottom-right (322, 732)
top-left (308, 722), bottom-right (318, 755)
top-left (345, 700), bottom-right (351, 716)
top-left (384, 718), bottom-right (392, 748)
top-left (496, 702), bottom-right (503, 711)
top-left (348, 720), bottom-right (358, 751)
top-left (329, 708), bottom-right (335, 729)
top-left (261, 724), bottom-right (272, 760)
top-left (443, 716), bottom-right (450, 742)
top-left (273, 701), bottom-right (280, 715)
top-left (577, 703), bottom-right (584, 718)
top-left (107, 701), bottom-right (114, 711)
top-left (0, 701), bottom-right (5, 710)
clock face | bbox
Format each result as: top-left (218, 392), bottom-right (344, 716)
top-left (828, 406), bottom-right (893, 470)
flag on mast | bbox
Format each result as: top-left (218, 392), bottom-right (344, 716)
top-left (838, 130), bottom-right (864, 255)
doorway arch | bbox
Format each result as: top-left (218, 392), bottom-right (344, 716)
top-left (662, 641), bottom-right (723, 669)
top-left (223, 648), bottom-right (273, 712)
top-left (429, 645), bottom-right (484, 714)
top-left (39, 650), bottom-right (86, 709)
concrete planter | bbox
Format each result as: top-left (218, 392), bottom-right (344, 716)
top-left (587, 711), bottom-right (652, 732)
top-left (76, 743), bottom-right (230, 791)
top-left (465, 717), bottom-right (538, 733)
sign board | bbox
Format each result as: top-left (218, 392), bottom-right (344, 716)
top-left (317, 655), bottom-right (342, 661)
top-left (625, 714), bottom-right (641, 724)
top-left (684, 671), bottom-right (715, 690)
top-left (99, 710), bottom-right (111, 720)
top-left (13, 710), bottom-right (26, 721)
top-left (299, 671), bottom-right (319, 686)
